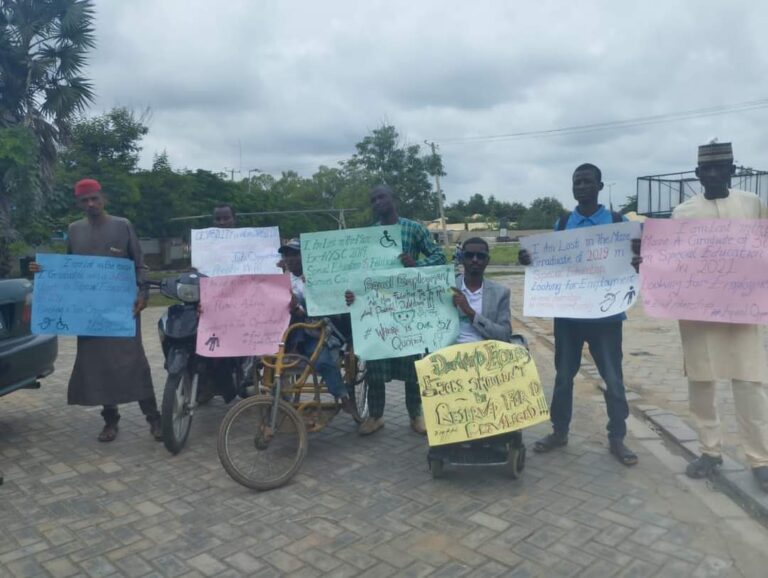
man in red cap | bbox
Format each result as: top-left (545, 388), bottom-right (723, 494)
top-left (30, 179), bottom-right (161, 442)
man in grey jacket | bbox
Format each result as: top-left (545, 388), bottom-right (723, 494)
top-left (452, 237), bottom-right (512, 343)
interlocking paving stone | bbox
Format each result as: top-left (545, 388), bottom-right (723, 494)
top-left (1, 304), bottom-right (767, 577)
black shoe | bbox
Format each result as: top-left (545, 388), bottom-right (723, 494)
top-left (753, 466), bottom-right (768, 493)
top-left (533, 432), bottom-right (568, 453)
top-left (686, 454), bottom-right (723, 479)
top-left (609, 439), bottom-right (638, 467)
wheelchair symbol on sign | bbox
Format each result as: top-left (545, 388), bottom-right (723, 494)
top-left (379, 230), bottom-right (398, 248)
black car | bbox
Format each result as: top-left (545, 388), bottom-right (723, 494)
top-left (0, 278), bottom-right (57, 397)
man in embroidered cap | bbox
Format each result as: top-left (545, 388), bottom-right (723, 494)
top-left (30, 179), bottom-right (162, 442)
top-left (637, 142), bottom-right (768, 492)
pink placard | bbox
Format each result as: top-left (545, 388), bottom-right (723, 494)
top-left (640, 219), bottom-right (768, 324)
top-left (196, 274), bottom-right (292, 357)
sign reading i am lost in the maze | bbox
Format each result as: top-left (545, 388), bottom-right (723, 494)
top-left (415, 340), bottom-right (549, 446)
top-left (349, 265), bottom-right (459, 361)
top-left (520, 221), bottom-right (642, 318)
top-left (301, 225), bottom-right (402, 316)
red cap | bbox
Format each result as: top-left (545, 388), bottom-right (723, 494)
top-left (74, 179), bottom-right (101, 197)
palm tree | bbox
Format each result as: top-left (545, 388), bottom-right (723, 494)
top-left (0, 0), bottom-right (95, 276)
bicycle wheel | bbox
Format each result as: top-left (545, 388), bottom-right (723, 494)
top-left (217, 395), bottom-right (308, 490)
top-left (345, 354), bottom-right (368, 421)
top-left (162, 369), bottom-right (197, 454)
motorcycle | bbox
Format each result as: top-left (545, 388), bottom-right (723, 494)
top-left (150, 272), bottom-right (251, 454)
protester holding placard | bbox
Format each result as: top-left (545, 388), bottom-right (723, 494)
top-left (635, 142), bottom-right (768, 490)
top-left (519, 164), bottom-right (638, 466)
top-left (345, 184), bottom-right (447, 436)
top-left (212, 203), bottom-right (237, 228)
top-left (453, 237), bottom-right (512, 344)
top-left (29, 179), bottom-right (161, 443)
top-left (279, 239), bottom-right (359, 419)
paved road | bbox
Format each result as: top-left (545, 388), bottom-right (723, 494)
top-left (2, 306), bottom-right (767, 577)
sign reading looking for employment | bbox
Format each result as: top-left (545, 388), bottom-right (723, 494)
top-left (32, 253), bottom-right (137, 337)
top-left (191, 227), bottom-right (282, 277)
top-left (415, 341), bottom-right (549, 446)
top-left (520, 221), bottom-right (642, 318)
top-left (640, 218), bottom-right (768, 324)
top-left (349, 265), bottom-right (459, 361)
top-left (196, 274), bottom-right (291, 357)
top-left (301, 225), bottom-right (403, 316)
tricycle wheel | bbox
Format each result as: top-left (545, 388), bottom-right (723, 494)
top-left (507, 444), bottom-right (526, 479)
top-left (162, 369), bottom-right (197, 455)
top-left (218, 396), bottom-right (307, 491)
top-left (429, 457), bottom-right (445, 479)
top-left (344, 353), bottom-right (368, 422)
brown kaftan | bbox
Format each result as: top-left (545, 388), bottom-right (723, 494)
top-left (66, 216), bottom-right (156, 406)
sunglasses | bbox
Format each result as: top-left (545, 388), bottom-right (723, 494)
top-left (463, 251), bottom-right (489, 260)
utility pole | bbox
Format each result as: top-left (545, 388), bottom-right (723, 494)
top-left (607, 182), bottom-right (616, 211)
top-left (223, 167), bottom-right (241, 181)
top-left (425, 140), bottom-right (448, 247)
top-left (247, 168), bottom-right (261, 194)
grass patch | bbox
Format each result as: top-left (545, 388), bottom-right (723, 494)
top-left (485, 270), bottom-right (524, 277)
top-left (444, 244), bottom-right (520, 265)
top-left (147, 292), bottom-right (178, 308)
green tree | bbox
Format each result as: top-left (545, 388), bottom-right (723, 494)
top-left (519, 196), bottom-right (566, 229)
top-left (466, 193), bottom-right (487, 216)
top-left (620, 195), bottom-right (638, 214)
top-left (0, 0), bottom-right (96, 273)
top-left (0, 126), bottom-right (40, 275)
top-left (341, 125), bottom-right (439, 220)
top-left (56, 107), bottom-right (149, 223)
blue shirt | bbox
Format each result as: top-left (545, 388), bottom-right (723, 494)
top-left (554, 205), bottom-right (628, 323)
top-left (554, 204), bottom-right (627, 230)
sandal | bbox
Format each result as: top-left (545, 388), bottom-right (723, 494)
top-left (149, 418), bottom-right (163, 442)
top-left (98, 423), bottom-right (118, 442)
top-left (609, 439), bottom-right (638, 467)
top-left (533, 432), bottom-right (568, 453)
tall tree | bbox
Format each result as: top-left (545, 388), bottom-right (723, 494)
top-left (341, 125), bottom-right (439, 220)
top-left (56, 107), bottom-right (148, 223)
top-left (0, 0), bottom-right (95, 274)
top-left (519, 196), bottom-right (567, 229)
top-left (0, 126), bottom-right (39, 275)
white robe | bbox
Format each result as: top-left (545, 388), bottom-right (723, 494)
top-left (672, 189), bottom-right (768, 382)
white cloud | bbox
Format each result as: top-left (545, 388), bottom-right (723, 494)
top-left (87, 0), bottom-right (768, 212)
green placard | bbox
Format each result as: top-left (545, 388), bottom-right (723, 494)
top-left (349, 265), bottom-right (459, 361)
top-left (301, 225), bottom-right (403, 316)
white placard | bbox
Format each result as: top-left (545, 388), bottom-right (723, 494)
top-left (191, 227), bottom-right (282, 277)
top-left (521, 221), bottom-right (642, 318)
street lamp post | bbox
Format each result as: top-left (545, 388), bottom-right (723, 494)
top-left (248, 168), bottom-right (262, 195)
top-left (607, 182), bottom-right (616, 211)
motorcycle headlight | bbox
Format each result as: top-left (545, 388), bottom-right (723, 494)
top-left (176, 282), bottom-right (199, 303)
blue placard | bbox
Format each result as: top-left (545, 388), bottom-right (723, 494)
top-left (32, 254), bottom-right (137, 337)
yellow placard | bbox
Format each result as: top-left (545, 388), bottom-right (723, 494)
top-left (415, 340), bottom-right (550, 446)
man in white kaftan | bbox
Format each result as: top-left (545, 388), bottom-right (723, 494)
top-left (671, 142), bottom-right (768, 491)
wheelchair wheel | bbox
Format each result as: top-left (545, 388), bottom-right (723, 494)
top-left (506, 444), bottom-right (526, 480)
top-left (218, 395), bottom-right (308, 491)
top-left (429, 457), bottom-right (445, 479)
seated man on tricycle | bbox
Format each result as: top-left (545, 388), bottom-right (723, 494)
top-left (278, 238), bottom-right (359, 420)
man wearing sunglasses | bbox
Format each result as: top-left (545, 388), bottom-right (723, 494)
top-left (452, 238), bottom-right (512, 343)
top-left (519, 163), bottom-right (637, 467)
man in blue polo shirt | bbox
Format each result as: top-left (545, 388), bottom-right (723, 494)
top-left (519, 163), bottom-right (638, 466)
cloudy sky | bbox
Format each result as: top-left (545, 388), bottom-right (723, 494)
top-left (88, 0), bottom-right (768, 212)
